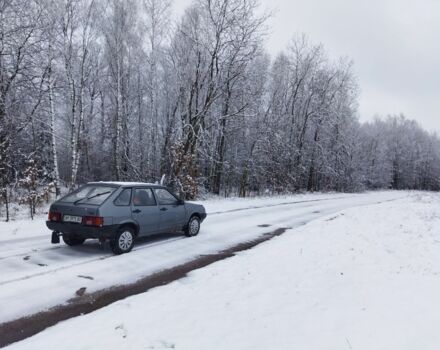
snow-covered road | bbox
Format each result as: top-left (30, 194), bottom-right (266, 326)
top-left (0, 191), bottom-right (403, 327)
top-left (5, 190), bottom-right (437, 350)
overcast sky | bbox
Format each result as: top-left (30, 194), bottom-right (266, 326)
top-left (173, 0), bottom-right (440, 132)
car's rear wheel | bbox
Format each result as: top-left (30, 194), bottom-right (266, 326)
top-left (62, 234), bottom-right (86, 246)
top-left (111, 226), bottom-right (135, 255)
top-left (185, 215), bottom-right (200, 237)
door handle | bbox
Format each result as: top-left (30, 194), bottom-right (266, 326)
top-left (160, 207), bottom-right (168, 211)
top-left (132, 209), bottom-right (141, 213)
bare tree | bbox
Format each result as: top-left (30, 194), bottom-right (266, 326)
top-left (1, 0), bottom-right (440, 220)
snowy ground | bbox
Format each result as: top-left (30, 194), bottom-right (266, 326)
top-left (3, 190), bottom-right (431, 349)
top-left (0, 191), bottom-right (400, 326)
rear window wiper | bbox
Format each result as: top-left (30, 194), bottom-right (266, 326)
top-left (73, 191), bottom-right (112, 205)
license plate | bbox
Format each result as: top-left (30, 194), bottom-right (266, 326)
top-left (63, 215), bottom-right (82, 223)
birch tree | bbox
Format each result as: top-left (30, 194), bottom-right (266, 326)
top-left (0, 0), bottom-right (45, 220)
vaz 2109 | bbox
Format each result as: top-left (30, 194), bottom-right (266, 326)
top-left (47, 182), bottom-right (207, 254)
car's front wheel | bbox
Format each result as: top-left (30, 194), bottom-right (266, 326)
top-left (111, 226), bottom-right (135, 255)
top-left (62, 234), bottom-right (85, 246)
top-left (185, 216), bottom-right (201, 237)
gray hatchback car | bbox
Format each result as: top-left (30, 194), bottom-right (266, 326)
top-left (46, 182), bottom-right (207, 254)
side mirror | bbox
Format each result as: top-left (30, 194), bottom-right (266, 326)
top-left (177, 199), bottom-right (185, 205)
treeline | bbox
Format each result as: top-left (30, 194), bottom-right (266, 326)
top-left (0, 0), bottom-right (439, 219)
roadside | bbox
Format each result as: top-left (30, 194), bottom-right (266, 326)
top-left (4, 191), bottom-right (440, 350)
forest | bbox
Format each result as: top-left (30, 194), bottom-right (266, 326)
top-left (1, 0), bottom-right (439, 220)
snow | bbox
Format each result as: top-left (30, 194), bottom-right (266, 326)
top-left (90, 181), bottom-right (158, 186)
top-left (0, 217), bottom-right (48, 243)
top-left (0, 191), bottom-right (404, 325)
top-left (4, 192), bottom-right (434, 349)
top-left (191, 191), bottom-right (357, 213)
top-left (4, 191), bottom-right (440, 349)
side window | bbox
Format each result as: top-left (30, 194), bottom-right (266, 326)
top-left (114, 188), bottom-right (132, 206)
top-left (154, 188), bottom-right (178, 205)
top-left (133, 188), bottom-right (156, 206)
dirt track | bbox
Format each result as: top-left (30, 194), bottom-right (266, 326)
top-left (0, 227), bottom-right (287, 348)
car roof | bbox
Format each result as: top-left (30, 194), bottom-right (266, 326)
top-left (87, 181), bottom-right (164, 188)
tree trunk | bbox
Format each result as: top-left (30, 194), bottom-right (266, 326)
top-left (48, 74), bottom-right (60, 197)
top-left (0, 95), bottom-right (10, 221)
top-left (212, 117), bottom-right (227, 195)
top-left (114, 58), bottom-right (122, 180)
top-left (212, 82), bottom-right (232, 195)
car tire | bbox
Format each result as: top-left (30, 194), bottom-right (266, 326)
top-left (185, 215), bottom-right (201, 237)
top-left (110, 226), bottom-right (135, 255)
top-left (62, 234), bottom-right (86, 246)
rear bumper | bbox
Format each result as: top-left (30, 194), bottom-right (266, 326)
top-left (200, 213), bottom-right (207, 221)
top-left (46, 221), bottom-right (118, 240)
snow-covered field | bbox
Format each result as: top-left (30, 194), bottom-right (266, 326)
top-left (5, 190), bottom-right (437, 349)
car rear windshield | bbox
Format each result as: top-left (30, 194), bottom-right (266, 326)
top-left (60, 185), bottom-right (116, 205)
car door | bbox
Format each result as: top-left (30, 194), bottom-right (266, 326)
top-left (131, 188), bottom-right (160, 236)
top-left (153, 188), bottom-right (186, 233)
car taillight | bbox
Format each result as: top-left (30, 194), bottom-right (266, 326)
top-left (82, 216), bottom-right (104, 227)
top-left (48, 211), bottom-right (62, 222)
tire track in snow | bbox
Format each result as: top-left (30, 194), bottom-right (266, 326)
top-left (0, 236), bottom-right (186, 287)
top-left (206, 195), bottom-right (357, 215)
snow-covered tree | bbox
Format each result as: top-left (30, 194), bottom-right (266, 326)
top-left (1, 0), bottom-right (440, 220)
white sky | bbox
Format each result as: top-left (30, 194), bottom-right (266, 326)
top-left (172, 0), bottom-right (440, 132)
